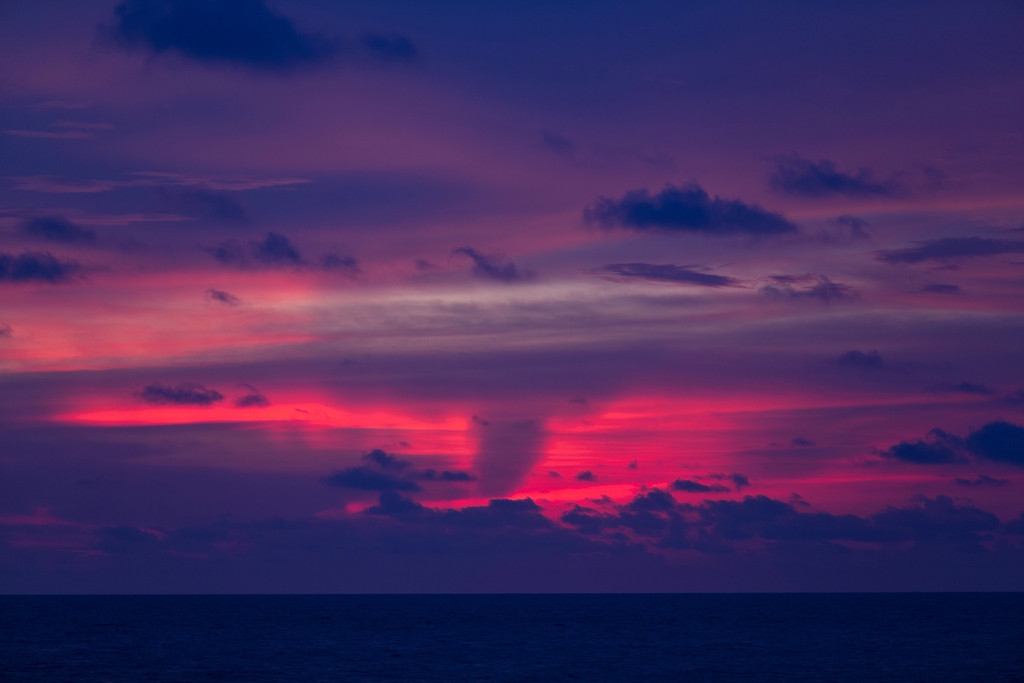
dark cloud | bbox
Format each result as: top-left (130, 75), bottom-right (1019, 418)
top-left (20, 216), bottom-right (97, 244)
top-left (1003, 390), bottom-right (1024, 404)
top-left (210, 232), bottom-right (304, 268)
top-left (325, 467), bottom-right (422, 492)
top-left (325, 449), bottom-right (474, 492)
top-left (792, 437), bottom-right (814, 447)
top-left (964, 421), bottom-right (1024, 466)
top-left (364, 490), bottom-right (427, 515)
top-left (562, 490), bottom-right (1002, 552)
top-left (234, 384), bottom-right (269, 408)
top-left (362, 449), bottom-right (411, 472)
top-left (591, 263), bottom-right (739, 287)
top-left (452, 247), bottom-right (531, 282)
top-left (548, 471), bottom-right (561, 478)
top-left (575, 470), bottom-right (596, 481)
top-left (835, 215), bottom-right (871, 240)
top-left (769, 155), bottom-right (903, 198)
top-left (320, 253), bottom-right (360, 274)
top-left (254, 232), bottom-right (303, 266)
top-left (942, 382), bottom-right (992, 396)
top-left (875, 238), bottom-right (1024, 265)
top-left (954, 475), bottom-right (1009, 487)
top-left (104, 0), bottom-right (338, 69)
top-left (205, 288), bottom-right (240, 306)
top-left (0, 252), bottom-right (82, 283)
top-left (761, 275), bottom-right (857, 302)
top-left (670, 479), bottom-right (729, 493)
top-left (135, 382), bottom-right (224, 406)
top-left (883, 421), bottom-right (1024, 467)
top-left (360, 34), bottom-right (417, 63)
top-left (0, 323), bottom-right (11, 337)
top-left (540, 131), bottom-right (576, 157)
top-left (728, 473), bottom-right (750, 490)
top-left (585, 183), bottom-right (796, 236)
top-left (882, 428), bottom-right (965, 464)
top-left (163, 188), bottom-right (248, 223)
top-left (922, 283), bottom-right (961, 294)
top-left (474, 420), bottom-right (543, 496)
top-left (837, 349), bottom-right (884, 370)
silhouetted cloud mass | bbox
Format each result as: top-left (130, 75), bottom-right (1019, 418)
top-left (876, 238), bottom-right (1024, 264)
top-left (205, 288), bottom-right (240, 306)
top-left (135, 382), bottom-right (224, 406)
top-left (585, 183), bottom-right (796, 236)
top-left (770, 155), bottom-right (903, 198)
top-left (105, 0), bottom-right (338, 69)
top-left (234, 384), bottom-right (269, 407)
top-left (964, 421), bottom-right (1024, 466)
top-left (325, 449), bottom-right (474, 492)
top-left (671, 479), bottom-right (730, 493)
top-left (761, 275), bottom-right (857, 302)
top-left (883, 429), bottom-right (965, 464)
top-left (0, 252), bottom-right (81, 283)
top-left (954, 475), bottom-right (1009, 487)
top-left (575, 470), bottom-right (596, 481)
top-left (883, 421), bottom-right (1024, 467)
top-left (21, 216), bottom-right (97, 244)
top-left (453, 247), bottom-right (530, 282)
top-left (592, 263), bottom-right (739, 287)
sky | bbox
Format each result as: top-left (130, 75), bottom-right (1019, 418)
top-left (1, 0), bottom-right (1023, 593)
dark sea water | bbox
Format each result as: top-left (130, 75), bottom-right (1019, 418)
top-left (2, 594), bottom-right (1023, 683)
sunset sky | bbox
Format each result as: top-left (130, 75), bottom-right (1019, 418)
top-left (2, 0), bottom-right (1023, 592)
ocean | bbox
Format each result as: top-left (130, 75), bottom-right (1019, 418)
top-left (2, 593), bottom-right (1022, 682)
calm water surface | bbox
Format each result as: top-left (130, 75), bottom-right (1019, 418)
top-left (2, 594), bottom-right (1022, 682)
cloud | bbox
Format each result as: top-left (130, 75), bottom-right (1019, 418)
top-left (964, 421), bottom-right (1024, 466)
top-left (0, 323), bottom-right (11, 337)
top-left (104, 0), bottom-right (338, 70)
top-left (0, 252), bottom-right (82, 284)
top-left (882, 429), bottom-right (965, 464)
top-left (453, 247), bottom-right (531, 282)
top-left (875, 238), bottom-right (1024, 265)
top-left (135, 382), bottom-right (224, 406)
top-left (942, 382), bottom-right (992, 396)
top-left (205, 288), bottom-right (240, 306)
top-left (922, 284), bottom-right (961, 294)
top-left (234, 384), bottom-right (269, 408)
top-left (540, 131), bottom-right (576, 157)
top-left (575, 470), bottom-right (596, 481)
top-left (954, 475), bottom-right (1009, 487)
top-left (563, 491), bottom-right (1002, 551)
top-left (585, 183), bottom-right (796, 236)
top-left (1004, 390), bottom-right (1024, 404)
top-left (769, 155), bottom-right (903, 198)
top-left (591, 263), bottom-right (739, 287)
top-left (883, 421), bottom-right (1024, 467)
top-left (3, 129), bottom-right (96, 140)
top-left (325, 467), bottom-right (422, 492)
top-left (162, 188), bottom-right (248, 223)
top-left (670, 479), bottom-right (730, 493)
top-left (324, 449), bottom-right (474, 492)
top-left (320, 253), bottom-right (360, 274)
top-left (20, 216), bottom-right (97, 244)
top-left (210, 232), bottom-right (304, 268)
top-left (837, 349), bottom-right (884, 370)
top-left (791, 437), bottom-right (814, 447)
top-left (760, 275), bottom-right (857, 302)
